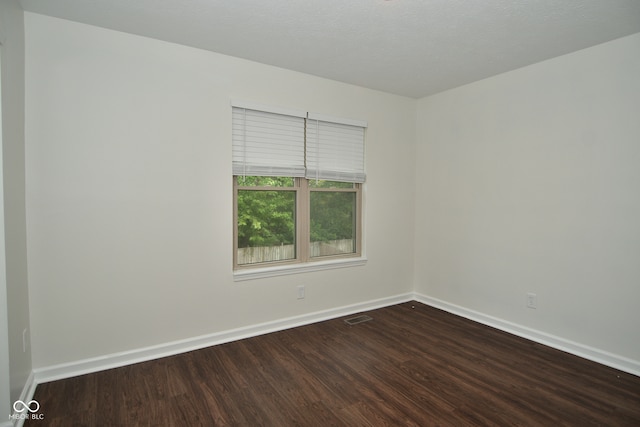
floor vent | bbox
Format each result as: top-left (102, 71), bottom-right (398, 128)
top-left (344, 315), bottom-right (373, 326)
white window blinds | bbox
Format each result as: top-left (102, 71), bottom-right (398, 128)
top-left (306, 113), bottom-right (367, 183)
top-left (232, 103), bottom-right (366, 182)
top-left (232, 105), bottom-right (306, 177)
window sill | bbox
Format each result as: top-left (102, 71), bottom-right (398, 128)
top-left (233, 257), bottom-right (367, 282)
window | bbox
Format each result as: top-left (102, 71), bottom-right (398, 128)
top-left (235, 176), bottom-right (298, 266)
top-left (232, 102), bottom-right (366, 270)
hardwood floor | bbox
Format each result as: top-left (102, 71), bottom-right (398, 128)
top-left (26, 302), bottom-right (640, 426)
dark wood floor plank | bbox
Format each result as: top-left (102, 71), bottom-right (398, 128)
top-left (26, 301), bottom-right (640, 426)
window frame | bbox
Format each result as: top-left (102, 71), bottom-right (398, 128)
top-left (233, 177), bottom-right (362, 271)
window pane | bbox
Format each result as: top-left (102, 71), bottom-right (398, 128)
top-left (308, 180), bottom-right (354, 189)
top-left (236, 176), bottom-right (295, 187)
top-left (237, 190), bottom-right (296, 265)
top-left (310, 191), bottom-right (356, 257)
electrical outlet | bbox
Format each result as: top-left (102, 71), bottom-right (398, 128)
top-left (23, 328), bottom-right (29, 353)
top-left (297, 285), bottom-right (305, 300)
top-left (526, 293), bottom-right (537, 309)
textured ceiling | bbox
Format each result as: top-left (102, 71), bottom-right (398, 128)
top-left (19, 0), bottom-right (640, 98)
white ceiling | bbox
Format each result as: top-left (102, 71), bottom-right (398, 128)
top-left (19, 0), bottom-right (640, 98)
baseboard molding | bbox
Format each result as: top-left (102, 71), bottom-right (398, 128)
top-left (8, 370), bottom-right (37, 427)
top-left (34, 293), bottom-right (413, 385)
top-left (414, 293), bottom-right (640, 377)
top-left (32, 292), bottom-right (638, 393)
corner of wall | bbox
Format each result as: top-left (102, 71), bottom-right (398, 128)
top-left (0, 0), bottom-right (33, 412)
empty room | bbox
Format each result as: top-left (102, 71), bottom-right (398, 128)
top-left (1, 0), bottom-right (639, 425)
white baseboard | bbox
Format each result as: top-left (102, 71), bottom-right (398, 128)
top-left (30, 291), bottom-right (639, 395)
top-left (414, 293), bottom-right (640, 377)
top-left (8, 370), bottom-right (36, 427)
top-left (34, 293), bottom-right (414, 384)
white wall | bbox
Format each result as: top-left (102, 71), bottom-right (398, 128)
top-left (24, 10), bottom-right (639, 377)
top-left (24, 13), bottom-right (416, 369)
top-left (0, 0), bottom-right (32, 409)
top-left (0, 43), bottom-right (10, 424)
top-left (415, 33), bottom-right (640, 363)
